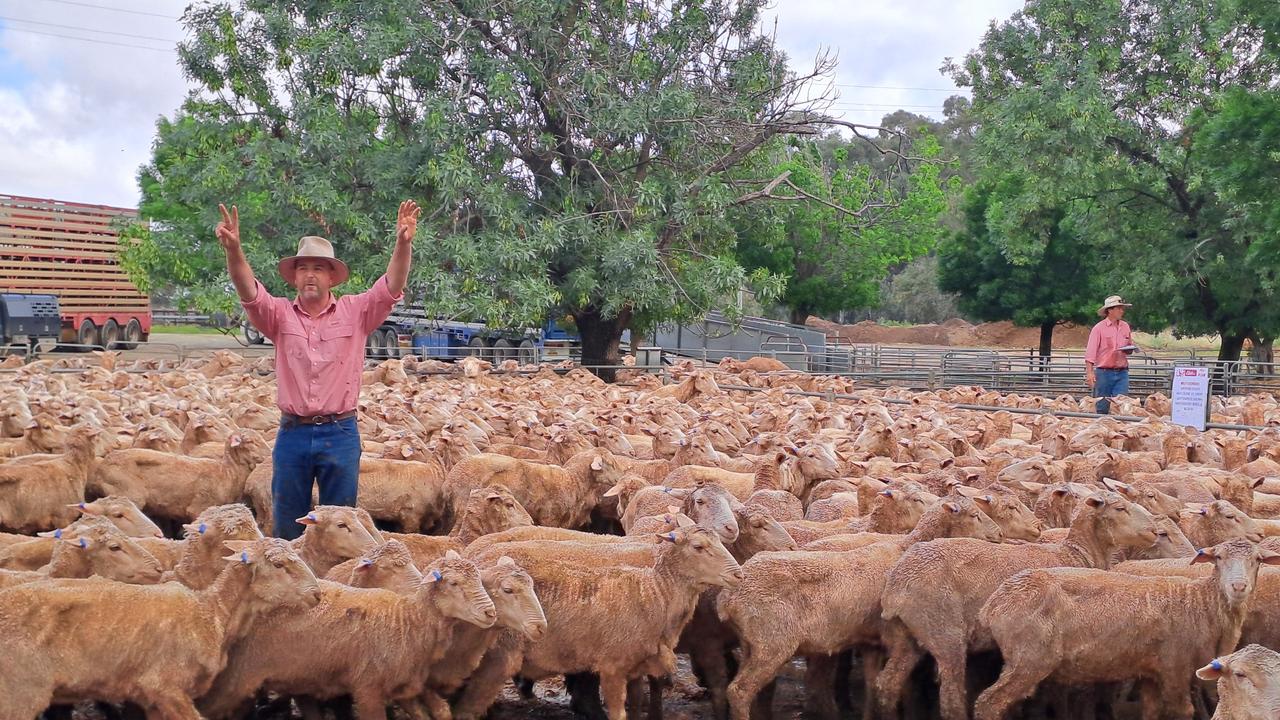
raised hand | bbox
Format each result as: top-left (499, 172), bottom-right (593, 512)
top-left (216, 204), bottom-right (241, 254)
top-left (396, 200), bottom-right (421, 245)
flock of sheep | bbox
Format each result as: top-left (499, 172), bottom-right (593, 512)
top-left (1, 348), bottom-right (1279, 720)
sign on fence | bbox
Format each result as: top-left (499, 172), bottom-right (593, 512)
top-left (1171, 366), bottom-right (1210, 431)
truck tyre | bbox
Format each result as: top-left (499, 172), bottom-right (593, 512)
top-left (381, 328), bottom-right (400, 359)
top-left (122, 318), bottom-right (144, 350)
top-left (518, 339), bottom-right (538, 366)
top-left (243, 322), bottom-right (264, 346)
top-left (492, 338), bottom-right (515, 364)
top-left (77, 320), bottom-right (100, 350)
top-left (466, 336), bottom-right (488, 360)
top-left (101, 319), bottom-right (120, 349)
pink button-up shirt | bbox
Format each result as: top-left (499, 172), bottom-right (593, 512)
top-left (241, 275), bottom-right (402, 416)
top-left (1085, 317), bottom-right (1133, 370)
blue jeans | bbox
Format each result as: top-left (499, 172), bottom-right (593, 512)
top-left (271, 416), bottom-right (361, 540)
top-left (1094, 368), bottom-right (1130, 415)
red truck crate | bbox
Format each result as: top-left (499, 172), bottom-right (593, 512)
top-left (0, 193), bottom-right (152, 349)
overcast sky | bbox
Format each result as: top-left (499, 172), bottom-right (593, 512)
top-left (0, 0), bottom-right (1023, 208)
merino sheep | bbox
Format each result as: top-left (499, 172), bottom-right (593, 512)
top-left (88, 430), bottom-right (267, 524)
top-left (197, 550), bottom-right (496, 720)
top-left (719, 497), bottom-right (1003, 720)
top-left (975, 539), bottom-right (1280, 720)
top-left (444, 449), bottom-right (619, 529)
top-left (876, 491), bottom-right (1159, 720)
top-left (0, 538), bottom-right (321, 718)
top-left (1196, 643), bottom-right (1280, 720)
top-left (0, 427), bottom-right (101, 533)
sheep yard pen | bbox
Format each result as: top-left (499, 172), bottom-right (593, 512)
top-left (2, 345), bottom-right (1280, 720)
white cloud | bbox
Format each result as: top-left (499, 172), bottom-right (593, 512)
top-left (0, 0), bottom-right (1023, 208)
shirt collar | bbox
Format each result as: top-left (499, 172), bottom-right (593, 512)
top-left (292, 293), bottom-right (337, 317)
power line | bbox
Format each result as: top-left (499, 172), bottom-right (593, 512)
top-left (833, 82), bottom-right (963, 93)
top-left (0, 15), bottom-right (181, 43)
top-left (23, 0), bottom-right (179, 20)
top-left (0, 25), bottom-right (175, 52)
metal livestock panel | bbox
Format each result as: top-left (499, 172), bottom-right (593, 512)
top-left (652, 312), bottom-right (831, 371)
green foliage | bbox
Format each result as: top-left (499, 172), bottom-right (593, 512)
top-left (950, 0), bottom-right (1280, 357)
top-left (735, 132), bottom-right (951, 324)
top-left (937, 182), bottom-right (1100, 333)
top-left (127, 0), bottom-right (935, 368)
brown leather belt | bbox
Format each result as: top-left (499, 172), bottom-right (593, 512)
top-left (281, 410), bottom-right (357, 427)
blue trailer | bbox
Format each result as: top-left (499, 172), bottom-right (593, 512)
top-left (242, 309), bottom-right (580, 363)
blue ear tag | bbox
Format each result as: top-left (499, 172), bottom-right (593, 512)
top-left (358, 558), bottom-right (374, 567)
top-left (307, 513), bottom-right (318, 522)
top-left (240, 551), bottom-right (249, 564)
top-left (53, 529), bottom-right (63, 539)
top-left (431, 569), bottom-right (442, 581)
top-left (78, 502), bottom-right (86, 510)
top-left (666, 532), bottom-right (677, 542)
top-left (198, 523), bottom-right (207, 534)
top-left (78, 538), bottom-right (87, 549)
top-left (1199, 507), bottom-right (1208, 516)
top-left (1211, 660), bottom-right (1223, 671)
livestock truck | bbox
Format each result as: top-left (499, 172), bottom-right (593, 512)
top-left (244, 307), bottom-right (581, 363)
top-left (0, 194), bottom-right (152, 350)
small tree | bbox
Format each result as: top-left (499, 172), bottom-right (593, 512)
top-left (734, 133), bottom-right (949, 325)
top-left (938, 182), bottom-right (1101, 364)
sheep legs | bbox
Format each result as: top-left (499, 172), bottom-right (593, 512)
top-left (876, 621), bottom-right (924, 718)
top-left (601, 672), bottom-right (630, 720)
top-left (971, 658), bottom-right (1052, 720)
top-left (141, 692), bottom-right (203, 720)
top-left (726, 644), bottom-right (792, 720)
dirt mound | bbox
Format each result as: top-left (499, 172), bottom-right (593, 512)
top-left (807, 317), bottom-right (1092, 349)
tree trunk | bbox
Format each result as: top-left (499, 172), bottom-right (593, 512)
top-left (1218, 333), bottom-right (1247, 362)
top-left (789, 307), bottom-right (811, 326)
top-left (574, 307), bottom-right (631, 383)
top-left (1037, 321), bottom-right (1055, 373)
top-left (1246, 333), bottom-right (1274, 375)
top-left (1216, 332), bottom-right (1249, 395)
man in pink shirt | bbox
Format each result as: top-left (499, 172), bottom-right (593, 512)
top-left (214, 201), bottom-right (419, 539)
top-left (1085, 294), bottom-right (1137, 415)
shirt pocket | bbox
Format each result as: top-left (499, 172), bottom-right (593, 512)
top-left (318, 323), bottom-right (355, 364)
top-left (277, 322), bottom-right (308, 360)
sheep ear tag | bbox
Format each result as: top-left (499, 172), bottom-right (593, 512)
top-left (198, 523), bottom-right (207, 535)
top-left (240, 551), bottom-right (249, 564)
top-left (430, 569), bottom-right (443, 582)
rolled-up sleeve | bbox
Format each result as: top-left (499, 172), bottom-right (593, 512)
top-left (357, 275), bottom-right (404, 335)
top-left (241, 279), bottom-right (283, 341)
top-left (1084, 324), bottom-right (1102, 366)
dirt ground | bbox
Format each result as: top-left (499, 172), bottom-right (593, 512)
top-left (807, 316), bottom-right (1093, 349)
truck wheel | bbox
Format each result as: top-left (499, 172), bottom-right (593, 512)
top-left (122, 319), bottom-right (144, 350)
top-left (77, 320), bottom-right (100, 350)
top-left (518, 339), bottom-right (538, 366)
top-left (243, 322), bottom-right (264, 346)
top-left (492, 338), bottom-right (515, 364)
top-left (101, 319), bottom-right (120, 349)
top-left (466, 336), bottom-right (488, 360)
top-left (381, 329), bottom-right (400, 359)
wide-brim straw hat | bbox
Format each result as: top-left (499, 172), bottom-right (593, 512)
top-left (278, 236), bottom-right (350, 287)
top-left (1097, 294), bottom-right (1132, 317)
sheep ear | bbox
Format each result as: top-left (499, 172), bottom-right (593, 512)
top-left (400, 445), bottom-right (415, 458)
top-left (660, 531), bottom-right (684, 543)
top-left (444, 549), bottom-right (462, 561)
top-left (69, 501), bottom-right (96, 515)
top-left (356, 558), bottom-right (374, 569)
top-left (878, 489), bottom-right (895, 498)
top-left (954, 485), bottom-right (982, 498)
top-left (1259, 551), bottom-right (1280, 567)
top-left (223, 540), bottom-right (254, 555)
top-left (497, 555), bottom-right (518, 569)
top-left (1191, 548), bottom-right (1216, 565)
top-left (427, 569), bottom-right (443, 582)
top-left (297, 512), bottom-right (319, 526)
top-left (675, 514), bottom-right (697, 529)
top-left (1196, 659), bottom-right (1225, 681)
top-left (229, 434), bottom-right (243, 448)
top-left (666, 505), bottom-right (682, 515)
top-left (602, 483), bottom-right (624, 498)
top-left (66, 537), bottom-right (89, 549)
top-left (943, 502), bottom-right (961, 514)
top-left (1083, 495), bottom-right (1105, 508)
top-left (1018, 481), bottom-right (1045, 492)
top-left (590, 455), bottom-right (605, 471)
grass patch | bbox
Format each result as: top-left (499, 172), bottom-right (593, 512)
top-left (150, 324), bottom-right (229, 335)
